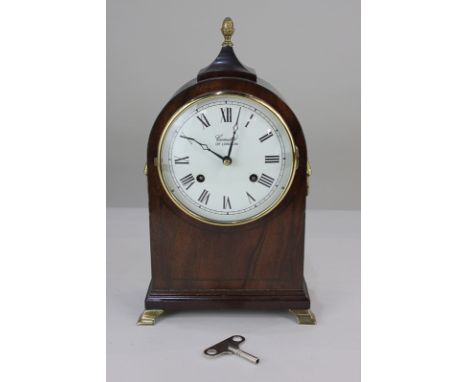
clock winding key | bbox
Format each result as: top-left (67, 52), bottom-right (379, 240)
top-left (204, 335), bottom-right (260, 364)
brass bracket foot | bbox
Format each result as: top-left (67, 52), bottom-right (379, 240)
top-left (289, 309), bottom-right (316, 325)
top-left (137, 309), bottom-right (164, 326)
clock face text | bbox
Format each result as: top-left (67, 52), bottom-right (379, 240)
top-left (158, 94), bottom-right (296, 224)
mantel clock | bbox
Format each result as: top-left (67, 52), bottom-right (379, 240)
top-left (138, 18), bottom-right (315, 325)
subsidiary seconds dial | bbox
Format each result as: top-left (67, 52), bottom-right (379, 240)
top-left (157, 93), bottom-right (297, 225)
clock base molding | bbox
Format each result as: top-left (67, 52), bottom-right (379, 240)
top-left (142, 280), bottom-right (312, 313)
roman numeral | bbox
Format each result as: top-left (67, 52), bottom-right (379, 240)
top-left (174, 156), bottom-right (189, 164)
top-left (198, 189), bottom-right (210, 205)
top-left (179, 173), bottom-right (195, 190)
top-left (246, 192), bottom-right (256, 204)
top-left (197, 113), bottom-right (210, 128)
top-left (265, 155), bottom-right (280, 163)
top-left (244, 113), bottom-right (254, 127)
top-left (223, 196), bottom-right (232, 209)
top-left (258, 173), bottom-right (275, 188)
top-left (259, 131), bottom-right (274, 142)
top-left (220, 107), bottom-right (232, 123)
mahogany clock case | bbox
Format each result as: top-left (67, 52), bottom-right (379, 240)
top-left (145, 76), bottom-right (310, 311)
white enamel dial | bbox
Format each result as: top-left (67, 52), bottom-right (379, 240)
top-left (158, 93), bottom-right (296, 225)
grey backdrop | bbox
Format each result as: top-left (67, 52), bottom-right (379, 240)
top-left (107, 0), bottom-right (360, 209)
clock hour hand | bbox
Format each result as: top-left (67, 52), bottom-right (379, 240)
top-left (180, 135), bottom-right (224, 161)
top-left (226, 107), bottom-right (241, 159)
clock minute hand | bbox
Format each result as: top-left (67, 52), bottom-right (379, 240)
top-left (227, 107), bottom-right (242, 159)
top-left (180, 135), bottom-right (224, 161)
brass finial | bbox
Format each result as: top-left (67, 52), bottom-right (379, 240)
top-left (221, 17), bottom-right (235, 47)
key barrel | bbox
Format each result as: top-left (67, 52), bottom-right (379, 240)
top-left (227, 346), bottom-right (260, 364)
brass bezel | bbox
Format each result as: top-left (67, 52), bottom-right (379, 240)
top-left (156, 91), bottom-right (298, 227)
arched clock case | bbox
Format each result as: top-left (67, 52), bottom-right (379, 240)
top-left (138, 18), bottom-right (315, 325)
